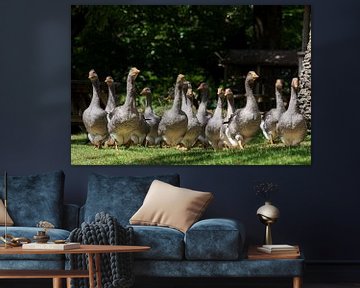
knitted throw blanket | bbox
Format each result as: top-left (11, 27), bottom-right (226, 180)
top-left (68, 212), bottom-right (135, 288)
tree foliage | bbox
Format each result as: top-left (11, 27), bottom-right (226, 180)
top-left (72, 5), bottom-right (304, 98)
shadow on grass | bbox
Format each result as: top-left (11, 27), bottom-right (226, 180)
top-left (71, 133), bottom-right (311, 165)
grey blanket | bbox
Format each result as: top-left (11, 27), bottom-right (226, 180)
top-left (68, 212), bottom-right (134, 288)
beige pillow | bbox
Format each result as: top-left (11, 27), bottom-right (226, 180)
top-left (130, 180), bottom-right (213, 233)
top-left (0, 199), bottom-right (14, 226)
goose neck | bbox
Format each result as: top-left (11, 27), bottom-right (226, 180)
top-left (125, 75), bottom-right (135, 107)
top-left (287, 87), bottom-right (299, 113)
top-left (213, 96), bottom-right (223, 117)
top-left (275, 89), bottom-right (285, 111)
top-left (226, 96), bottom-right (235, 118)
top-left (106, 85), bottom-right (116, 111)
top-left (245, 80), bottom-right (258, 110)
top-left (172, 83), bottom-right (182, 111)
top-left (90, 80), bottom-right (101, 107)
top-left (146, 93), bottom-right (152, 108)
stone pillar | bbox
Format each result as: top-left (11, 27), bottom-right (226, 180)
top-left (298, 30), bottom-right (311, 132)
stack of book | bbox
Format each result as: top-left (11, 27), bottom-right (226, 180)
top-left (22, 242), bottom-right (80, 250)
top-left (256, 244), bottom-right (299, 254)
top-left (248, 244), bottom-right (300, 259)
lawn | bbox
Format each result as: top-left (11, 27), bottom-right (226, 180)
top-left (71, 133), bottom-right (311, 165)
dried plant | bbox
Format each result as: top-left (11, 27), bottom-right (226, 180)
top-left (254, 181), bottom-right (279, 201)
top-left (37, 220), bottom-right (55, 233)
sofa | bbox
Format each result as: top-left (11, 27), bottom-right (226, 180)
top-left (80, 173), bottom-right (304, 283)
top-left (0, 171), bottom-right (304, 287)
top-left (0, 170), bottom-right (78, 270)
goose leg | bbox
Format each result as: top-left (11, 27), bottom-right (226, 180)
top-left (225, 128), bottom-right (238, 148)
top-left (269, 134), bottom-right (274, 145)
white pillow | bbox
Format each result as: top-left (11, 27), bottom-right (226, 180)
top-left (130, 180), bottom-right (213, 233)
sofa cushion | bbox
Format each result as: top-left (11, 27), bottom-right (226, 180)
top-left (130, 180), bottom-right (213, 233)
top-left (0, 171), bottom-right (64, 227)
top-left (0, 199), bottom-right (14, 226)
top-left (0, 226), bottom-right (70, 261)
top-left (130, 225), bottom-right (184, 260)
top-left (184, 218), bottom-right (245, 260)
top-left (84, 174), bottom-right (180, 225)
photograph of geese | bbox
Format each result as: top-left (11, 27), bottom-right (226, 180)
top-left (71, 5), bottom-right (311, 165)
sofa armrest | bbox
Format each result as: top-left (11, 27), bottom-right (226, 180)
top-left (63, 204), bottom-right (80, 231)
top-left (184, 218), bottom-right (245, 260)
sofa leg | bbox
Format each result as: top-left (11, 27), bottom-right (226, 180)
top-left (53, 278), bottom-right (62, 288)
top-left (293, 276), bottom-right (302, 288)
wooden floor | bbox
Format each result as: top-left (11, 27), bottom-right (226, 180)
top-left (1, 279), bottom-right (360, 288)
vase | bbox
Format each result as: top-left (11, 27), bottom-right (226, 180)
top-left (256, 201), bottom-right (280, 245)
top-left (33, 230), bottom-right (50, 243)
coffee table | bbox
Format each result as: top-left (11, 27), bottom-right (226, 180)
top-left (0, 244), bottom-right (150, 288)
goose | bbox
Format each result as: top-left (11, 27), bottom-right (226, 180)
top-left (158, 74), bottom-right (188, 147)
top-left (104, 76), bottom-right (117, 115)
top-left (196, 82), bottom-right (211, 146)
top-left (277, 78), bottom-right (307, 146)
top-left (226, 71), bottom-right (261, 149)
top-left (260, 79), bottom-right (286, 144)
top-left (82, 69), bottom-right (108, 148)
top-left (104, 76), bottom-right (117, 147)
top-left (140, 87), bottom-right (161, 146)
top-left (108, 67), bottom-right (149, 148)
top-left (205, 88), bottom-right (225, 150)
top-left (180, 82), bottom-right (202, 150)
top-left (220, 88), bottom-right (235, 148)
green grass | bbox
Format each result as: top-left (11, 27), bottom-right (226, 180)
top-left (71, 133), bottom-right (311, 165)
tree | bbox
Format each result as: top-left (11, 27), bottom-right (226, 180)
top-left (71, 5), bottom-right (304, 101)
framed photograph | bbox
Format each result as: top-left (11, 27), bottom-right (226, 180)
top-left (71, 5), bottom-right (311, 165)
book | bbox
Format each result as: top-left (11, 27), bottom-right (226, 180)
top-left (248, 245), bottom-right (300, 260)
top-left (22, 242), bottom-right (80, 250)
top-left (256, 244), bottom-right (299, 254)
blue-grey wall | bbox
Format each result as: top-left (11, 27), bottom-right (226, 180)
top-left (0, 0), bottom-right (359, 265)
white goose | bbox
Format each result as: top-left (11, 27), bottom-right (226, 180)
top-left (205, 88), bottom-right (225, 150)
top-left (180, 82), bottom-right (202, 150)
top-left (140, 87), bottom-right (161, 146)
top-left (277, 78), bottom-right (307, 146)
top-left (108, 67), bottom-right (149, 148)
top-left (226, 71), bottom-right (261, 149)
top-left (82, 69), bottom-right (108, 148)
top-left (260, 79), bottom-right (286, 144)
top-left (158, 74), bottom-right (188, 147)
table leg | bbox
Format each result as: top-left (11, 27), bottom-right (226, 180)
top-left (95, 253), bottom-right (102, 288)
top-left (88, 253), bottom-right (95, 288)
top-left (66, 277), bottom-right (72, 288)
top-left (293, 276), bottom-right (302, 288)
top-left (52, 278), bottom-right (62, 288)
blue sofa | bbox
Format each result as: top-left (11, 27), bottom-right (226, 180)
top-left (0, 171), bottom-right (78, 270)
top-left (0, 171), bottom-right (304, 287)
top-left (80, 173), bottom-right (304, 284)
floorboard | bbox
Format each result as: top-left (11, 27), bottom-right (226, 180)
top-left (1, 279), bottom-right (360, 288)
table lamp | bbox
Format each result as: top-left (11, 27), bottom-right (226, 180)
top-left (256, 201), bottom-right (280, 245)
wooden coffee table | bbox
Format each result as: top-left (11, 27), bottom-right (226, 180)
top-left (0, 244), bottom-right (150, 288)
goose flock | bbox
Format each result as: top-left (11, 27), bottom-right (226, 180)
top-left (82, 68), bottom-right (307, 150)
